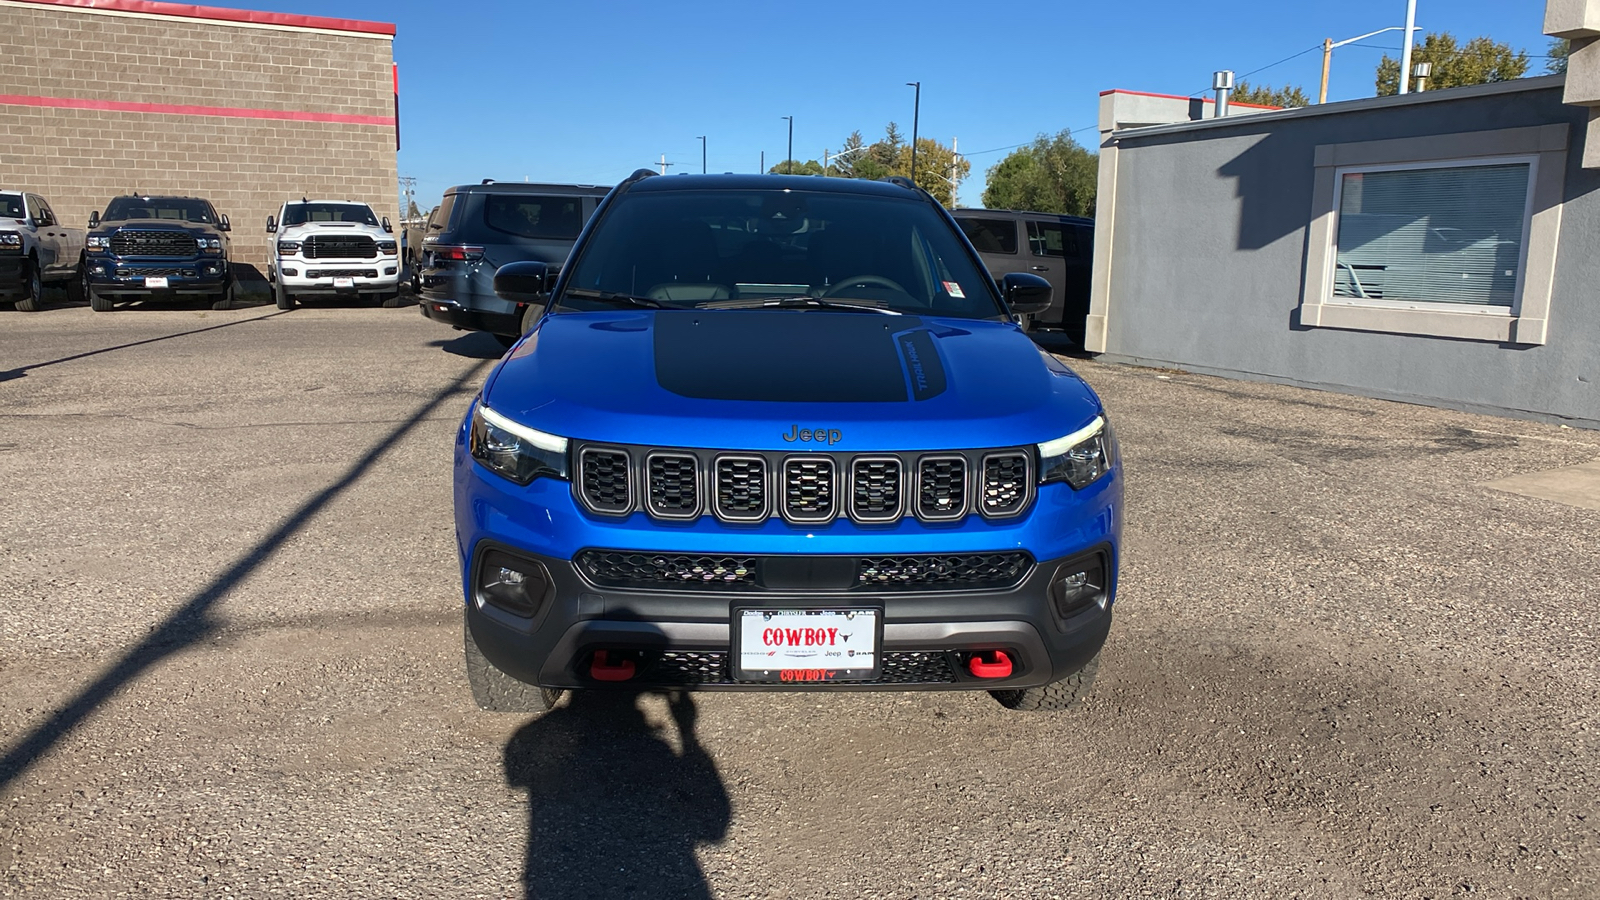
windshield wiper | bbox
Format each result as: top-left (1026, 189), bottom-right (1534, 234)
top-left (562, 288), bottom-right (665, 309)
top-left (696, 296), bottom-right (901, 314)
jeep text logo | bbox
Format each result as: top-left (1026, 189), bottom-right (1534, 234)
top-left (782, 425), bottom-right (842, 445)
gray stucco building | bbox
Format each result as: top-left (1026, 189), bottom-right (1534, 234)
top-left (1088, 3), bottom-right (1600, 429)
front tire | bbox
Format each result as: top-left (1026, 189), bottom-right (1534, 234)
top-left (88, 282), bottom-right (113, 312)
top-left (14, 258), bottom-right (43, 311)
top-left (990, 652), bottom-right (1101, 711)
top-left (274, 280), bottom-right (294, 310)
top-left (464, 620), bottom-right (563, 713)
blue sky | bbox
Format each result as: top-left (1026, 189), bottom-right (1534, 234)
top-left (204, 0), bottom-right (1554, 208)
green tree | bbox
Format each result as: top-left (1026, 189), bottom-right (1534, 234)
top-left (767, 159), bottom-right (827, 176)
top-left (820, 124), bottom-right (968, 206)
top-left (1231, 81), bottom-right (1310, 108)
top-left (1548, 37), bottom-right (1569, 75)
top-left (1376, 32), bottom-right (1529, 95)
top-left (980, 130), bottom-right (1097, 217)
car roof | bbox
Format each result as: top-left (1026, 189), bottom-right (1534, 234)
top-left (284, 199), bottom-right (374, 206)
top-left (627, 172), bottom-right (926, 199)
top-left (952, 207), bottom-right (1093, 226)
top-left (108, 194), bottom-right (212, 202)
top-left (445, 182), bottom-right (610, 196)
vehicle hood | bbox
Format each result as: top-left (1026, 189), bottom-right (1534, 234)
top-left (482, 310), bottom-right (1104, 452)
top-left (97, 219), bottom-right (225, 235)
top-left (279, 222), bottom-right (390, 241)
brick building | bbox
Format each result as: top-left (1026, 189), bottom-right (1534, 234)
top-left (0, 0), bottom-right (398, 277)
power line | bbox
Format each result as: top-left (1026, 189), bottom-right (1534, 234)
top-left (1190, 43), bottom-right (1323, 96)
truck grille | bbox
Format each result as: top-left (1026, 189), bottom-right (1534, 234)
top-left (115, 266), bottom-right (190, 278)
top-left (576, 550), bottom-right (1033, 593)
top-left (714, 457), bottom-right (768, 521)
top-left (646, 453), bottom-right (700, 519)
top-left (578, 448), bottom-right (632, 514)
top-left (980, 453), bottom-right (1031, 518)
top-left (308, 269), bottom-right (379, 279)
top-left (110, 230), bottom-right (196, 257)
top-left (782, 457), bottom-right (837, 523)
top-left (303, 235), bottom-right (378, 259)
top-left (573, 443), bottom-right (1033, 525)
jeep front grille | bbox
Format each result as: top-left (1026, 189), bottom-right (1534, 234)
top-left (635, 650), bottom-right (957, 685)
top-left (578, 448), bottom-right (631, 514)
top-left (714, 456), bottom-right (767, 521)
top-left (782, 457), bottom-right (837, 523)
top-left (576, 550), bottom-right (1033, 593)
top-left (303, 235), bottom-right (377, 259)
top-left (981, 453), bottom-right (1031, 518)
top-left (646, 453), bottom-right (699, 519)
top-left (110, 230), bottom-right (196, 257)
top-left (573, 443), bottom-right (1031, 524)
top-left (577, 551), bottom-right (758, 588)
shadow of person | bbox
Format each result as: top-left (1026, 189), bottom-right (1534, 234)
top-left (505, 691), bottom-right (729, 900)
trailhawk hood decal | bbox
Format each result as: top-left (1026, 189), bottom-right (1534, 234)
top-left (484, 310), bottom-right (1102, 452)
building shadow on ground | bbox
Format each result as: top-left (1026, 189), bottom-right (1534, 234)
top-left (504, 691), bottom-right (729, 900)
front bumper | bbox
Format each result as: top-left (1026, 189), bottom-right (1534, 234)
top-left (277, 259), bottom-right (400, 295)
top-left (466, 543), bottom-right (1114, 692)
top-left (86, 257), bottom-right (229, 296)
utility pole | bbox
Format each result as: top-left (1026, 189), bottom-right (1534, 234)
top-left (398, 174), bottom-right (416, 218)
top-left (1318, 26), bottom-right (1409, 104)
top-left (697, 136), bottom-right (706, 174)
top-left (906, 81), bottom-right (921, 184)
top-left (760, 150), bottom-right (764, 174)
top-left (781, 116), bottom-right (793, 174)
top-left (1398, 0), bottom-right (1419, 95)
top-left (657, 154), bottom-right (675, 175)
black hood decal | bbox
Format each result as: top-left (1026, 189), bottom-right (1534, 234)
top-left (653, 311), bottom-right (947, 403)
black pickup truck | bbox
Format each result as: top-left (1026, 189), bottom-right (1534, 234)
top-left (83, 195), bottom-right (234, 311)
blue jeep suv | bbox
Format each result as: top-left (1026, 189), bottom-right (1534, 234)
top-left (455, 171), bottom-right (1122, 714)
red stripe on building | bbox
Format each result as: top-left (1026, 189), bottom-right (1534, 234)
top-left (11, 0), bottom-right (395, 35)
top-left (0, 93), bottom-right (397, 125)
top-left (1097, 88), bottom-right (1283, 110)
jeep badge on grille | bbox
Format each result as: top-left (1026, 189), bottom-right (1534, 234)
top-left (782, 425), bottom-right (842, 445)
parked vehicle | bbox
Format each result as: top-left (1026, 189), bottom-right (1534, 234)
top-left (266, 200), bottom-right (401, 309)
top-left (0, 190), bottom-right (85, 311)
top-left (403, 204), bottom-right (436, 293)
top-left (83, 195), bottom-right (232, 311)
top-left (952, 209), bottom-right (1094, 347)
top-left (417, 181), bottom-right (608, 345)
top-left (456, 171), bottom-right (1122, 716)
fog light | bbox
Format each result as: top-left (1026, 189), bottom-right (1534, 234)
top-left (1050, 556), bottom-right (1106, 618)
top-left (281, 267), bottom-right (298, 277)
top-left (475, 548), bottom-right (552, 617)
top-left (383, 267), bottom-right (396, 275)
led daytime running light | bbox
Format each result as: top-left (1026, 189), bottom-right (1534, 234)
top-left (477, 405), bottom-right (568, 454)
top-left (1038, 416), bottom-right (1104, 458)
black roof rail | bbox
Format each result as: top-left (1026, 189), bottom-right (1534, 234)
top-left (481, 178), bottom-right (495, 184)
top-left (879, 175), bottom-right (917, 191)
top-left (623, 168), bottom-right (657, 184)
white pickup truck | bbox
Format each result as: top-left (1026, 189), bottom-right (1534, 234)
top-left (266, 200), bottom-right (401, 310)
top-left (0, 190), bottom-right (85, 311)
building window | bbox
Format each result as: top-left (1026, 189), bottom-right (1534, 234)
top-left (1331, 160), bottom-right (1533, 309)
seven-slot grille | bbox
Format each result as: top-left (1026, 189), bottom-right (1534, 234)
top-left (110, 230), bottom-right (196, 257)
top-left (782, 458), bottom-right (837, 523)
top-left (575, 445), bottom-right (1035, 525)
top-left (303, 235), bottom-right (378, 259)
top-left (646, 453), bottom-right (700, 518)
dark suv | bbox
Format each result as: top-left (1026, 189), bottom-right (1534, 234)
top-left (417, 181), bottom-right (608, 344)
top-left (953, 209), bottom-right (1093, 347)
top-left (84, 195), bottom-right (233, 311)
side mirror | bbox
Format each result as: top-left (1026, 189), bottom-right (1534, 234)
top-left (1000, 272), bottom-right (1052, 317)
top-left (381, 216), bottom-right (393, 233)
top-left (218, 214), bottom-right (231, 232)
top-left (265, 215), bottom-right (277, 233)
top-left (88, 211), bottom-right (100, 228)
top-left (493, 260), bottom-right (550, 304)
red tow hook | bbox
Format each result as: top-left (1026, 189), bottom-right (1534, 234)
top-left (590, 650), bottom-right (636, 682)
top-left (967, 650), bottom-right (1013, 679)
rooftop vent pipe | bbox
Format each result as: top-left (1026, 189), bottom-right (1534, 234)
top-left (1213, 70), bottom-right (1235, 118)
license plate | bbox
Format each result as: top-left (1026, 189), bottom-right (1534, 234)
top-left (333, 277), bottom-right (355, 288)
top-left (733, 608), bottom-right (881, 683)
top-left (144, 276), bottom-right (168, 288)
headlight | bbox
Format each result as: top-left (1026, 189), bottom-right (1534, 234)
top-left (377, 240), bottom-right (398, 254)
top-left (200, 237), bottom-right (223, 254)
top-left (277, 240), bottom-right (301, 255)
top-left (0, 232), bottom-right (22, 247)
top-left (1038, 415), bottom-right (1117, 489)
top-left (86, 235), bottom-right (109, 250)
top-left (469, 403), bottom-right (568, 485)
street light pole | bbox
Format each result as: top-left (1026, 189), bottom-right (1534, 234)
top-left (1318, 26), bottom-right (1410, 103)
top-left (906, 81), bottom-right (920, 184)
top-left (781, 116), bottom-right (793, 174)
top-left (1399, 0), bottom-right (1419, 95)
top-left (697, 135), bottom-right (706, 174)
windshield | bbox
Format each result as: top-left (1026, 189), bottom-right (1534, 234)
top-left (0, 195), bottom-right (22, 219)
top-left (559, 189), bottom-right (1001, 318)
top-left (103, 197), bottom-right (216, 223)
top-left (282, 203), bottom-right (379, 227)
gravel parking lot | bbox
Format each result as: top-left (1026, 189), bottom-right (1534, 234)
top-left (2, 302), bottom-right (1597, 899)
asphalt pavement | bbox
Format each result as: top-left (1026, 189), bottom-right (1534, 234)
top-left (2, 301), bottom-right (1596, 898)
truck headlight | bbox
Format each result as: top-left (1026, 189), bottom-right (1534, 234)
top-left (377, 240), bottom-right (397, 254)
top-left (1038, 416), bottom-right (1117, 489)
top-left (277, 240), bottom-right (301, 255)
top-left (0, 232), bottom-right (22, 247)
top-left (469, 403), bottom-right (569, 485)
top-left (86, 235), bottom-right (109, 250)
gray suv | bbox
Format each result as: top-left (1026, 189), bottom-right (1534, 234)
top-left (417, 181), bottom-right (608, 345)
top-left (953, 209), bottom-right (1094, 348)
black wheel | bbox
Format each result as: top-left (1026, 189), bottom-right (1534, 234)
top-left (274, 280), bottom-right (293, 310)
top-left (519, 302), bottom-right (540, 336)
top-left (88, 281), bottom-right (113, 312)
top-left (408, 257), bottom-right (421, 294)
top-left (990, 652), bottom-right (1101, 712)
top-left (464, 619), bottom-right (563, 713)
top-left (14, 258), bottom-right (43, 312)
